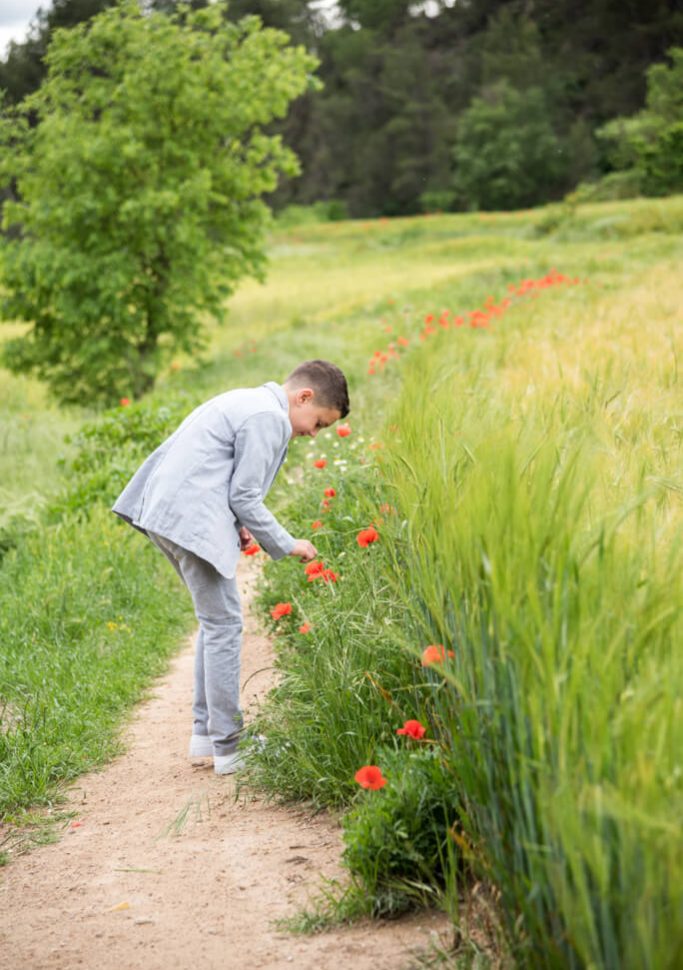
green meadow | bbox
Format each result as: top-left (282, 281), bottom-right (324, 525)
top-left (1, 197), bottom-right (681, 966)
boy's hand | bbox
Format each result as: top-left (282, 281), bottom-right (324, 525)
top-left (290, 539), bottom-right (317, 563)
top-left (238, 527), bottom-right (255, 551)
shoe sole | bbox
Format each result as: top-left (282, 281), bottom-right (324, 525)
top-left (214, 757), bottom-right (245, 776)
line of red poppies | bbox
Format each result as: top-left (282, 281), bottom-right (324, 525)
top-left (367, 270), bottom-right (586, 377)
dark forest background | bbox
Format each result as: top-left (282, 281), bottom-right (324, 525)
top-left (2, 0), bottom-right (682, 215)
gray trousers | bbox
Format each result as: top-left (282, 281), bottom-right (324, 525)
top-left (147, 531), bottom-right (243, 756)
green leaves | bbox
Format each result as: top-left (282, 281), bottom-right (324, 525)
top-left (596, 46), bottom-right (683, 199)
top-left (0, 0), bottom-right (318, 406)
top-left (453, 81), bottom-right (566, 212)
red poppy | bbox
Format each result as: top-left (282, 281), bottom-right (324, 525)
top-left (421, 644), bottom-right (454, 666)
top-left (304, 560), bottom-right (325, 579)
top-left (270, 602), bottom-right (292, 621)
top-left (324, 488), bottom-right (336, 498)
top-left (313, 459), bottom-right (327, 469)
top-left (354, 765), bottom-right (387, 790)
top-left (356, 526), bottom-right (379, 548)
top-left (321, 569), bottom-right (339, 583)
top-left (119, 397), bottom-right (130, 407)
top-left (397, 336), bottom-right (409, 347)
top-left (298, 623), bottom-right (312, 634)
top-left (311, 520), bottom-right (323, 530)
top-left (396, 719), bottom-right (427, 739)
top-left (243, 544), bottom-right (260, 556)
top-left (321, 499), bottom-right (331, 510)
top-left (379, 503), bottom-right (396, 515)
top-left (337, 424), bottom-right (351, 437)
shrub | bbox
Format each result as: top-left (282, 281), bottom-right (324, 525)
top-left (596, 46), bottom-right (683, 198)
top-left (341, 745), bottom-right (462, 917)
top-left (49, 391), bottom-right (197, 519)
top-left (568, 171), bottom-right (643, 204)
top-left (452, 82), bottom-right (566, 211)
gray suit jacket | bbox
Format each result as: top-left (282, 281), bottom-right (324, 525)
top-left (111, 381), bottom-right (296, 578)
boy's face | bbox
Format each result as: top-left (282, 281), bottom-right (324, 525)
top-left (288, 387), bottom-right (341, 438)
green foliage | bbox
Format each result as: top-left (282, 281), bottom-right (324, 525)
top-left (241, 454), bottom-right (422, 809)
top-left (0, 505), bottom-right (195, 817)
top-left (275, 199), bottom-right (349, 227)
top-left (380, 324), bottom-right (682, 966)
top-left (597, 47), bottom-right (683, 197)
top-left (50, 391), bottom-right (198, 518)
top-left (341, 746), bottom-right (462, 917)
top-left (419, 187), bottom-right (457, 213)
top-left (0, 0), bottom-right (117, 105)
top-left (338, 0), bottom-right (411, 32)
top-left (478, 6), bottom-right (546, 91)
top-left (3, 3), bottom-right (682, 216)
top-left (0, 0), bottom-right (317, 406)
top-left (453, 82), bottom-right (567, 210)
top-left (569, 171), bottom-right (644, 204)
top-left (0, 494), bottom-right (45, 562)
top-left (637, 119), bottom-right (683, 196)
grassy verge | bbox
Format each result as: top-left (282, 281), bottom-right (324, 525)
top-left (236, 207), bottom-right (682, 966)
top-left (0, 505), bottom-right (195, 820)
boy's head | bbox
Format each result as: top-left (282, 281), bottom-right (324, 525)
top-left (283, 359), bottom-right (350, 438)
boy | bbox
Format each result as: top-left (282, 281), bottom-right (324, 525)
top-left (111, 359), bottom-right (350, 775)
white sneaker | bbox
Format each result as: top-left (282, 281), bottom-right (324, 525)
top-left (214, 752), bottom-right (245, 776)
top-left (188, 735), bottom-right (213, 758)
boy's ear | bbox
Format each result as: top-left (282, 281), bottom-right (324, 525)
top-left (296, 387), bottom-right (315, 405)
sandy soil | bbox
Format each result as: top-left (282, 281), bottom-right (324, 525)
top-left (0, 558), bottom-right (453, 970)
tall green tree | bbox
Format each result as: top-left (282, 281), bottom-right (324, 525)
top-left (453, 81), bottom-right (567, 210)
top-left (598, 46), bottom-right (683, 196)
top-left (0, 0), bottom-right (317, 406)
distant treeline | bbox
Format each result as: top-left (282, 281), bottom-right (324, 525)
top-left (2, 0), bottom-right (682, 214)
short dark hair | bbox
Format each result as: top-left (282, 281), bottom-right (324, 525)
top-left (285, 359), bottom-right (350, 418)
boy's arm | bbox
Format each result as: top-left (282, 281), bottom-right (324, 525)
top-left (229, 412), bottom-right (296, 559)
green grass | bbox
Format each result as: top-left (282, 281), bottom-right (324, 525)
top-left (377, 307), bottom-right (681, 966)
top-left (0, 506), bottom-right (195, 818)
top-left (234, 200), bottom-right (682, 965)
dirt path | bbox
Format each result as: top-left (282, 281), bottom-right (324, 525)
top-left (0, 559), bottom-right (452, 970)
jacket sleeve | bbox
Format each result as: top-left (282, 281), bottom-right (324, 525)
top-left (228, 411), bottom-right (296, 559)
